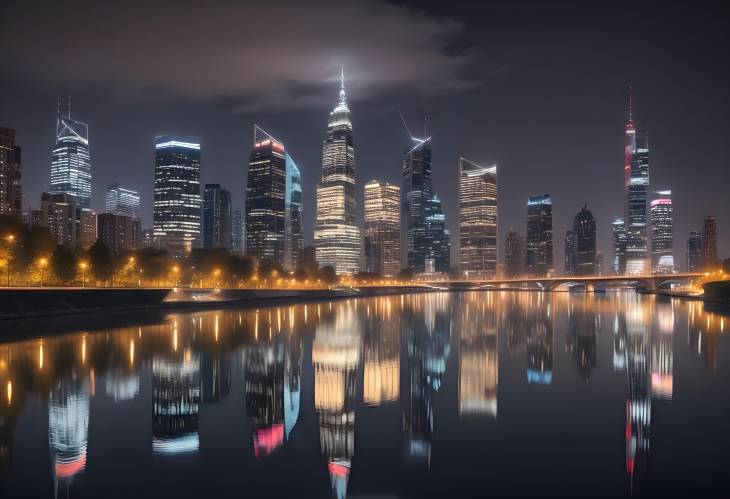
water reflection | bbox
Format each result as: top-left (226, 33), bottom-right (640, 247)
top-left (0, 292), bottom-right (728, 498)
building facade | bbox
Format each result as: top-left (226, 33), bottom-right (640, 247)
top-left (612, 218), bottom-right (627, 275)
top-left (686, 231), bottom-right (703, 272)
top-left (97, 213), bottom-right (139, 253)
top-left (0, 127), bottom-right (22, 218)
top-left (564, 230), bottom-right (576, 276)
top-left (153, 136), bottom-right (201, 257)
top-left (105, 183), bottom-right (141, 219)
top-left (363, 180), bottom-right (401, 277)
top-left (39, 192), bottom-right (81, 247)
top-left (458, 158), bottom-right (497, 279)
top-left (285, 153), bottom-right (303, 270)
top-left (202, 184), bottom-right (232, 250)
top-left (246, 126), bottom-right (286, 264)
top-left (650, 190), bottom-right (673, 273)
top-left (525, 194), bottom-right (553, 276)
top-left (232, 210), bottom-right (244, 254)
top-left (50, 105), bottom-right (92, 209)
top-left (573, 204), bottom-right (596, 276)
top-left (505, 229), bottom-right (524, 278)
top-left (314, 70), bottom-right (360, 275)
top-left (624, 95), bottom-right (650, 274)
top-left (702, 216), bottom-right (717, 270)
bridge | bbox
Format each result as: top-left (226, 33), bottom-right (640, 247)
top-left (427, 273), bottom-right (703, 292)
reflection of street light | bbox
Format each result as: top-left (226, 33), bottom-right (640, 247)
top-left (172, 265), bottom-right (180, 286)
top-left (79, 261), bottom-right (88, 288)
top-left (39, 257), bottom-right (48, 287)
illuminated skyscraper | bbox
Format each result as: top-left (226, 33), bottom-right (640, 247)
top-left (505, 229), bottom-right (524, 278)
top-left (153, 135), bottom-right (201, 257)
top-left (458, 158), bottom-right (497, 278)
top-left (0, 127), bottom-right (22, 217)
top-left (202, 184), bottom-right (232, 249)
top-left (285, 153), bottom-right (303, 270)
top-left (612, 218), bottom-right (627, 275)
top-left (686, 231), bottom-right (702, 272)
top-left (50, 101), bottom-right (92, 209)
top-left (424, 194), bottom-right (451, 273)
top-left (246, 126), bottom-right (286, 264)
top-left (564, 230), bottom-right (576, 275)
top-left (650, 190), bottom-right (673, 273)
top-left (525, 194), bottom-right (553, 276)
top-left (314, 69), bottom-right (360, 275)
top-left (573, 204), bottom-right (596, 276)
top-left (105, 182), bottom-right (140, 219)
top-left (624, 89), bottom-right (650, 274)
top-left (363, 180), bottom-right (401, 277)
top-left (701, 216), bottom-right (717, 270)
top-left (232, 209), bottom-right (244, 254)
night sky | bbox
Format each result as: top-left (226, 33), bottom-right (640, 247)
top-left (1, 0), bottom-right (728, 269)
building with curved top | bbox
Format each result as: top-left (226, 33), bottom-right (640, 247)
top-left (458, 158), bottom-right (497, 279)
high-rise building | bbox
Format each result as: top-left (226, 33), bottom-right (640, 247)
top-left (686, 231), bottom-right (703, 272)
top-left (612, 218), bottom-right (627, 275)
top-left (650, 190), bottom-right (673, 273)
top-left (595, 252), bottom-right (604, 276)
top-left (564, 230), bottom-right (576, 276)
top-left (573, 204), bottom-right (596, 276)
top-left (363, 180), bottom-right (401, 277)
top-left (105, 183), bottom-right (141, 219)
top-left (702, 216), bottom-right (718, 270)
top-left (314, 69), bottom-right (360, 275)
top-left (458, 158), bottom-right (497, 279)
top-left (97, 213), bottom-right (139, 253)
top-left (232, 209), bottom-right (244, 254)
top-left (505, 229), bottom-right (524, 278)
top-left (525, 194), bottom-right (553, 276)
top-left (425, 194), bottom-right (451, 273)
top-left (624, 89), bottom-right (650, 274)
top-left (50, 101), bottom-right (92, 209)
top-left (285, 153), bottom-right (303, 270)
top-left (39, 192), bottom-right (81, 247)
top-left (0, 127), bottom-right (22, 217)
top-left (80, 209), bottom-right (97, 249)
top-left (246, 126), bottom-right (286, 264)
top-left (202, 184), bottom-right (232, 250)
top-left (153, 136), bottom-right (201, 257)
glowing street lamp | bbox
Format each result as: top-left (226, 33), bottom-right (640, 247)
top-left (4, 234), bottom-right (15, 287)
top-left (79, 261), bottom-right (88, 288)
top-left (39, 257), bottom-right (48, 287)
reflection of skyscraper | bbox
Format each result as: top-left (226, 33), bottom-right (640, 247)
top-left (363, 300), bottom-right (400, 406)
top-left (50, 103), bottom-right (92, 209)
top-left (49, 374), bottom-right (90, 492)
top-left (624, 91), bottom-right (650, 275)
top-left (526, 194), bottom-right (553, 276)
top-left (245, 341), bottom-right (285, 458)
top-left (612, 218), bottom-right (627, 275)
top-left (314, 70), bottom-right (360, 275)
top-left (152, 353), bottom-right (201, 455)
top-left (566, 300), bottom-right (597, 380)
top-left (104, 369), bottom-right (140, 402)
top-left (201, 352), bottom-right (231, 404)
top-left (459, 295), bottom-right (497, 415)
top-left (458, 158), bottom-right (498, 278)
top-left (650, 190), bottom-right (674, 273)
top-left (651, 301), bottom-right (673, 400)
top-left (313, 305), bottom-right (361, 499)
top-left (364, 180), bottom-right (401, 277)
top-left (527, 305), bottom-right (553, 385)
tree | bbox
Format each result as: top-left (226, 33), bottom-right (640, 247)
top-left (228, 254), bottom-right (255, 285)
top-left (318, 266), bottom-right (338, 285)
top-left (397, 267), bottom-right (416, 281)
top-left (137, 248), bottom-right (172, 284)
top-left (88, 241), bottom-right (114, 284)
top-left (52, 245), bottom-right (77, 284)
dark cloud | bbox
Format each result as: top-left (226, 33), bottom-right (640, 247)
top-left (3, 0), bottom-right (476, 110)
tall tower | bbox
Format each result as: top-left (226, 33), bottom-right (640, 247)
top-left (0, 127), bottom-right (22, 217)
top-left (650, 190), bottom-right (673, 273)
top-left (612, 218), bottom-right (627, 275)
top-left (525, 194), bottom-right (553, 276)
top-left (458, 158), bottom-right (497, 278)
top-left (202, 184), bottom-right (232, 249)
top-left (50, 99), bottom-right (92, 209)
top-left (701, 216), bottom-right (717, 270)
top-left (284, 153), bottom-right (303, 270)
top-left (363, 180), bottom-right (401, 277)
top-left (153, 135), bottom-right (201, 257)
top-left (573, 204), bottom-right (597, 276)
top-left (624, 86), bottom-right (650, 274)
top-left (314, 68), bottom-right (360, 275)
top-left (105, 182), bottom-right (141, 219)
top-left (246, 125), bottom-right (286, 264)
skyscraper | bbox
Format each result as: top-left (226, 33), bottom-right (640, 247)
top-left (202, 184), bottom-right (232, 249)
top-left (564, 230), bottom-right (576, 276)
top-left (686, 231), bottom-right (703, 272)
top-left (650, 190), bottom-right (673, 274)
top-left (402, 130), bottom-right (432, 273)
top-left (702, 216), bottom-right (717, 270)
top-left (425, 194), bottom-right (451, 273)
top-left (232, 210), bottom-right (244, 254)
top-left (105, 182), bottom-right (141, 219)
top-left (505, 229), bottom-right (524, 278)
top-left (458, 158), bottom-right (497, 279)
top-left (363, 180), bottom-right (401, 277)
top-left (285, 153), bottom-right (303, 270)
top-left (612, 218), bottom-right (627, 275)
top-left (97, 213), bottom-right (139, 253)
top-left (245, 126), bottom-right (286, 264)
top-left (624, 89), bottom-right (650, 274)
top-left (50, 101), bottom-right (92, 209)
top-left (314, 69), bottom-right (360, 275)
top-left (525, 194), bottom-right (553, 276)
top-left (573, 204), bottom-right (596, 276)
top-left (153, 135), bottom-right (202, 257)
top-left (0, 127), bottom-right (22, 218)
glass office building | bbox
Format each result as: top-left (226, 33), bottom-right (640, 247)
top-left (51, 107), bottom-right (92, 209)
top-left (285, 153), bottom-right (303, 270)
top-left (525, 194), bottom-right (553, 276)
top-left (650, 190), bottom-right (673, 274)
top-left (202, 184), bottom-right (232, 249)
top-left (458, 158), bottom-right (497, 278)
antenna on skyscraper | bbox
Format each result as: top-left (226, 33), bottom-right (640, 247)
top-left (628, 82), bottom-right (633, 124)
top-left (424, 115), bottom-right (427, 138)
top-left (399, 110), bottom-right (416, 141)
top-left (56, 97), bottom-right (60, 118)
top-left (68, 95), bottom-right (71, 119)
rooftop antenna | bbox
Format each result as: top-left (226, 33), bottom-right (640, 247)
top-left (56, 97), bottom-right (60, 118)
top-left (628, 82), bottom-right (633, 124)
top-left (398, 110), bottom-right (416, 141)
top-left (340, 65), bottom-right (345, 90)
top-left (424, 115), bottom-right (427, 138)
top-left (68, 95), bottom-right (71, 119)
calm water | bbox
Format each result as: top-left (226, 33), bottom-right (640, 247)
top-left (1, 291), bottom-right (729, 498)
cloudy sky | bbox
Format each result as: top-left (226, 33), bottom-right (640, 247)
top-left (1, 0), bottom-right (728, 267)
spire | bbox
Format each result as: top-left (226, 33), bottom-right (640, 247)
top-left (628, 82), bottom-right (633, 124)
top-left (338, 65), bottom-right (347, 107)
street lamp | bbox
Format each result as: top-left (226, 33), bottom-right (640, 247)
top-left (5, 234), bottom-right (15, 287)
top-left (79, 261), bottom-right (88, 288)
top-left (39, 258), bottom-right (48, 287)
